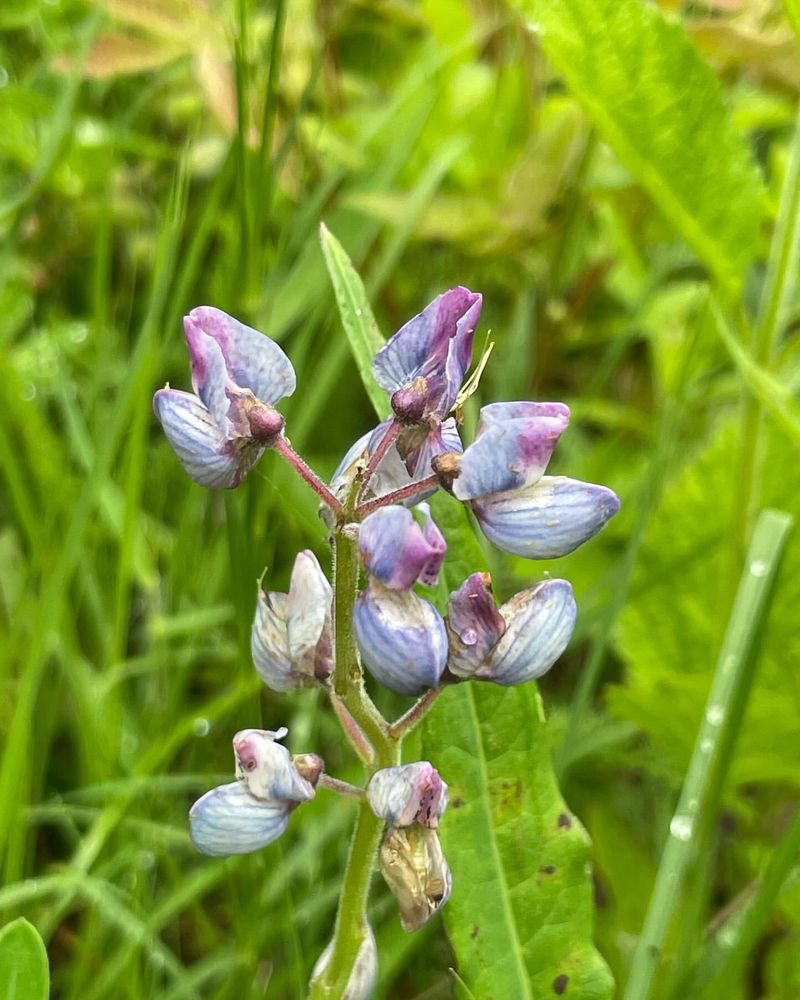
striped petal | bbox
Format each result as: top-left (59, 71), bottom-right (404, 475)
top-left (452, 401), bottom-right (570, 501)
top-left (445, 572), bottom-right (506, 678)
top-left (251, 591), bottom-right (295, 692)
top-left (483, 579), bottom-right (576, 685)
top-left (153, 388), bottom-right (252, 489)
top-left (472, 476), bottom-right (620, 558)
top-left (185, 306), bottom-right (296, 405)
top-left (286, 550), bottom-right (333, 681)
top-left (189, 781), bottom-right (289, 856)
top-left (354, 580), bottom-right (447, 695)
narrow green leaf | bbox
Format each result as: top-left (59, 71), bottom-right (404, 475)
top-left (0, 918), bottom-right (49, 1000)
top-left (319, 223), bottom-right (389, 420)
top-left (424, 498), bottom-right (613, 998)
top-left (516, 0), bottom-right (765, 289)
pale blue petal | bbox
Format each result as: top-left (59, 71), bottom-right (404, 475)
top-left (453, 402), bottom-right (570, 501)
top-left (186, 307), bottom-right (296, 405)
top-left (472, 476), bottom-right (620, 558)
top-left (153, 388), bottom-right (249, 489)
top-left (367, 762), bottom-right (447, 828)
top-left (359, 505), bottom-right (445, 589)
top-left (251, 591), bottom-right (295, 692)
top-left (183, 322), bottom-right (232, 431)
top-left (189, 782), bottom-right (289, 856)
top-left (485, 579), bottom-right (576, 684)
top-left (354, 581), bottom-right (447, 695)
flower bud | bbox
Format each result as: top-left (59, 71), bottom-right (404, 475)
top-left (251, 550), bottom-right (332, 692)
top-left (471, 476), bottom-right (620, 559)
top-left (391, 377), bottom-right (429, 424)
top-left (233, 728), bottom-right (316, 803)
top-left (447, 575), bottom-right (576, 684)
top-left (367, 762), bottom-right (448, 828)
top-left (310, 922), bottom-right (377, 999)
top-left (354, 579), bottom-right (448, 695)
top-left (380, 826), bottom-right (452, 932)
top-left (359, 503), bottom-right (445, 589)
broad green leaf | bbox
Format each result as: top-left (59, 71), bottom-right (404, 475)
top-left (514, 0), bottom-right (765, 289)
top-left (319, 223), bottom-right (389, 420)
top-left (0, 918), bottom-right (49, 1000)
top-left (424, 497), bottom-right (613, 998)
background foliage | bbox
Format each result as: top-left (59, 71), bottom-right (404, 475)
top-left (1, 0), bottom-right (799, 997)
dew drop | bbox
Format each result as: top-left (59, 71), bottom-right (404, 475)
top-left (700, 737), bottom-right (713, 752)
top-left (461, 628), bottom-right (478, 646)
top-left (355, 308), bottom-right (362, 316)
top-left (193, 717), bottom-right (210, 737)
top-left (749, 559), bottom-right (768, 577)
top-left (669, 815), bottom-right (694, 841)
top-left (705, 704), bottom-right (724, 727)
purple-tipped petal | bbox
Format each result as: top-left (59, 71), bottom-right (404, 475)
top-left (354, 580), bottom-right (447, 695)
top-left (233, 728), bottom-right (315, 802)
top-left (153, 388), bottom-right (252, 488)
top-left (452, 402), bottom-right (570, 501)
top-left (372, 288), bottom-right (482, 418)
top-left (286, 550), bottom-right (333, 681)
top-left (472, 476), bottom-right (620, 559)
top-left (445, 572), bottom-right (506, 678)
top-left (186, 306), bottom-right (296, 405)
top-left (483, 579), bottom-right (576, 685)
top-left (359, 505), bottom-right (445, 589)
top-left (380, 826), bottom-right (452, 932)
top-left (367, 762), bottom-right (448, 828)
top-left (183, 319), bottom-right (232, 430)
top-left (189, 782), bottom-right (289, 856)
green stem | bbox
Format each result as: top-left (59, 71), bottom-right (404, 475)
top-left (310, 518), bottom-right (399, 998)
top-left (622, 508), bottom-right (793, 1000)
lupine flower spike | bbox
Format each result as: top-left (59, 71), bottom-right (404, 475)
top-left (156, 275), bottom-right (620, 996)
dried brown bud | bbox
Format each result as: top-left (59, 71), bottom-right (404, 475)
top-left (379, 825), bottom-right (452, 932)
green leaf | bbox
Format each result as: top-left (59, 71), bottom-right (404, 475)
top-left (515, 0), bottom-right (765, 289)
top-left (423, 498), bottom-right (613, 998)
top-left (319, 223), bottom-right (389, 421)
top-left (0, 918), bottom-right (49, 1000)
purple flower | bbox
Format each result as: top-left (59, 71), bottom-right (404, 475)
top-left (367, 763), bottom-right (448, 829)
top-left (372, 287), bottom-right (482, 423)
top-left (154, 306), bottom-right (295, 488)
top-left (251, 550), bottom-right (333, 693)
top-left (380, 825), bottom-right (452, 932)
top-left (359, 503), bottom-right (445, 589)
top-left (354, 579), bottom-right (448, 695)
top-left (436, 401), bottom-right (619, 558)
top-left (190, 727), bottom-right (314, 856)
top-left (446, 572), bottom-right (576, 684)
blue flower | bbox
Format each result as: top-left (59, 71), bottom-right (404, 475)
top-left (358, 503), bottom-right (445, 589)
top-left (446, 572), bottom-right (576, 685)
top-left (154, 306), bottom-right (295, 488)
top-left (367, 762), bottom-right (448, 829)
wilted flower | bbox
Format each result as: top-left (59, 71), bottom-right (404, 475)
top-left (310, 922), bottom-right (377, 1000)
top-left (154, 306), bottom-right (295, 488)
top-left (380, 825), bottom-right (452, 932)
top-left (367, 762), bottom-right (448, 829)
top-left (190, 727), bottom-right (315, 856)
top-left (354, 579), bottom-right (448, 695)
top-left (358, 503), bottom-right (445, 589)
top-left (251, 550), bottom-right (333, 693)
top-left (446, 572), bottom-right (576, 684)
top-left (435, 401), bottom-right (620, 557)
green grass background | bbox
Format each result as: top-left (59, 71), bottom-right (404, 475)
top-left (2, 0), bottom-right (800, 997)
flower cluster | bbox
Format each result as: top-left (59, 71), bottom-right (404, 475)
top-left (155, 280), bottom-right (619, 998)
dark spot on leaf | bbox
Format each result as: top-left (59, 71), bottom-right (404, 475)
top-left (553, 974), bottom-right (569, 994)
top-left (470, 925), bottom-right (479, 940)
top-left (539, 864), bottom-right (556, 875)
top-left (557, 812), bottom-right (572, 829)
top-left (452, 797), bottom-right (464, 808)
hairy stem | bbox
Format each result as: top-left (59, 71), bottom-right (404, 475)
top-left (318, 774), bottom-right (366, 799)
top-left (357, 474), bottom-right (439, 517)
top-left (389, 687), bottom-right (443, 739)
top-left (356, 419), bottom-right (400, 503)
top-left (274, 435), bottom-right (343, 513)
